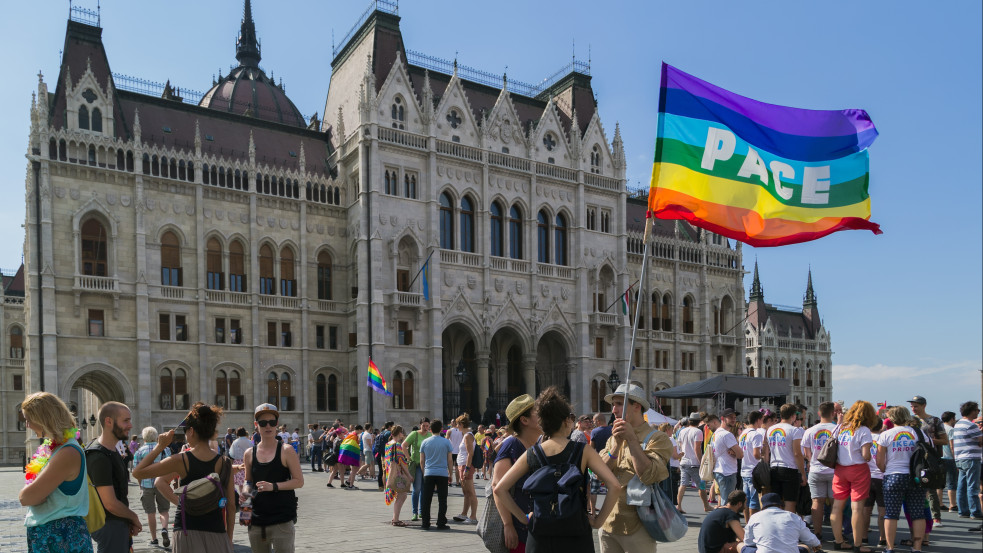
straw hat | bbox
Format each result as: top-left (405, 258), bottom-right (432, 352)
top-left (506, 394), bottom-right (535, 432)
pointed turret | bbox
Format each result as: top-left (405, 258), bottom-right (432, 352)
top-left (235, 0), bottom-right (261, 68)
top-left (750, 261), bottom-right (764, 302)
top-left (802, 268), bottom-right (820, 337)
top-left (612, 122), bottom-right (626, 170)
top-left (803, 268), bottom-right (817, 308)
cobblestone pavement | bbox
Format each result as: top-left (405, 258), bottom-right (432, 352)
top-left (1, 465), bottom-right (980, 552)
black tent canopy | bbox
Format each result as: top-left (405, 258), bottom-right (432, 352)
top-left (654, 375), bottom-right (790, 401)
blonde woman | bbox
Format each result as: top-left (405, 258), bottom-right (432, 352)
top-left (453, 413), bottom-right (479, 523)
top-left (19, 392), bottom-right (92, 553)
top-left (830, 400), bottom-right (877, 551)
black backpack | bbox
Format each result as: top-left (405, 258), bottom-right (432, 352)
top-left (471, 436), bottom-right (484, 469)
top-left (910, 427), bottom-right (945, 489)
top-left (521, 441), bottom-right (590, 537)
top-left (373, 430), bottom-right (390, 460)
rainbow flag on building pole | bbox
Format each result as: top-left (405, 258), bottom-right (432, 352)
top-left (367, 359), bottom-right (392, 397)
top-left (650, 63), bottom-right (881, 247)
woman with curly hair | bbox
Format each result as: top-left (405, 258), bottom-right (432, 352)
top-left (830, 400), bottom-right (877, 551)
top-left (494, 387), bottom-right (621, 553)
top-left (19, 392), bottom-right (92, 553)
top-left (133, 402), bottom-right (235, 553)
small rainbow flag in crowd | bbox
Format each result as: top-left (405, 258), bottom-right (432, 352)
top-left (649, 63), bottom-right (881, 247)
top-left (877, 401), bottom-right (887, 410)
top-left (367, 359), bottom-right (393, 397)
top-left (337, 431), bottom-right (362, 466)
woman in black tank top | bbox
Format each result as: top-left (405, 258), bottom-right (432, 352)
top-left (133, 403), bottom-right (235, 552)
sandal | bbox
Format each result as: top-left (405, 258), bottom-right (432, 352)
top-left (391, 520), bottom-right (407, 527)
top-left (852, 546), bottom-right (874, 553)
top-left (833, 542), bottom-right (853, 551)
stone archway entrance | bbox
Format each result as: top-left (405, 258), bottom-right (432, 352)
top-left (62, 364), bottom-right (131, 444)
top-left (441, 323), bottom-right (480, 422)
top-left (535, 330), bottom-right (571, 399)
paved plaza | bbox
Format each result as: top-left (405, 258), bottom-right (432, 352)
top-left (0, 465), bottom-right (980, 552)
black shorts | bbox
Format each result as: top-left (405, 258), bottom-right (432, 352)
top-left (865, 478), bottom-right (884, 508)
top-left (770, 467), bottom-right (801, 503)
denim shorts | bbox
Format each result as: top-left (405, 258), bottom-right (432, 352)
top-left (742, 475), bottom-right (760, 510)
top-left (942, 458), bottom-right (958, 491)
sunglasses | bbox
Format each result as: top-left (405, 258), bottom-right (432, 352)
top-left (256, 419), bottom-right (278, 428)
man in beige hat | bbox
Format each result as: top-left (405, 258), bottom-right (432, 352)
top-left (598, 383), bottom-right (673, 553)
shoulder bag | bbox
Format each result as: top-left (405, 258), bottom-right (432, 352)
top-left (476, 461), bottom-right (508, 553)
top-left (627, 429), bottom-right (688, 543)
top-left (699, 431), bottom-right (717, 482)
top-left (816, 424), bottom-right (840, 469)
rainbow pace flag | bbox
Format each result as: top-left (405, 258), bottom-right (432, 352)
top-left (337, 430), bottom-right (362, 466)
top-left (650, 63), bottom-right (881, 247)
top-left (367, 359), bottom-right (393, 397)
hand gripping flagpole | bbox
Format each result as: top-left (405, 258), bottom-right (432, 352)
top-left (620, 211), bottom-right (654, 419)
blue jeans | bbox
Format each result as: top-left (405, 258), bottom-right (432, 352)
top-left (956, 458), bottom-right (982, 517)
top-left (714, 472), bottom-right (738, 502)
top-left (411, 464), bottom-right (424, 514)
top-left (742, 475), bottom-right (760, 510)
top-left (310, 445), bottom-right (323, 471)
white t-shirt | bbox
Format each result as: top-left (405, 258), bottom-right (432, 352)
top-left (801, 422), bottom-right (837, 476)
top-left (835, 426), bottom-right (873, 466)
top-left (447, 427), bottom-right (464, 452)
top-left (290, 432), bottom-right (299, 443)
top-left (669, 437), bottom-right (680, 468)
top-left (766, 423), bottom-right (803, 469)
top-left (876, 426), bottom-right (929, 475)
top-left (712, 429), bottom-right (740, 475)
top-left (457, 432), bottom-right (474, 466)
top-left (739, 428), bottom-right (764, 477)
top-left (868, 433), bottom-right (883, 479)
top-left (278, 431), bottom-right (290, 442)
top-left (678, 426), bottom-right (703, 466)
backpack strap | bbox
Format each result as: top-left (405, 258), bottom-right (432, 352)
top-left (527, 443), bottom-right (549, 471)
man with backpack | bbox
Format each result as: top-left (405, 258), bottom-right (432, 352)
top-left (598, 384), bottom-right (673, 553)
top-left (375, 421), bottom-right (394, 490)
top-left (908, 395), bottom-right (948, 525)
top-left (87, 401), bottom-right (142, 553)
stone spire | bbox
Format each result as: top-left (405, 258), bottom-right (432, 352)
top-left (749, 260), bottom-right (764, 302)
top-left (421, 69), bottom-right (434, 124)
top-left (612, 122), bottom-right (626, 169)
top-left (235, 0), bottom-right (261, 68)
top-left (803, 267), bottom-right (817, 308)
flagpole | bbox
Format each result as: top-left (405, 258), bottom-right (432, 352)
top-left (621, 211), bottom-right (654, 418)
top-left (406, 249), bottom-right (435, 291)
top-left (602, 279), bottom-right (640, 314)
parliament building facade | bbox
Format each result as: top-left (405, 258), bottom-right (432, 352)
top-left (3, 1), bottom-right (825, 460)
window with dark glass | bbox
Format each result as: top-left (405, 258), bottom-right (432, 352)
top-left (91, 108), bottom-right (102, 133)
top-left (327, 374), bottom-right (338, 411)
top-left (281, 323), bottom-right (292, 347)
top-left (9, 326), bottom-right (24, 359)
top-left (662, 293), bottom-right (673, 332)
top-left (13, 374), bottom-right (23, 391)
top-left (280, 248), bottom-right (296, 297)
top-left (317, 251), bottom-right (332, 300)
top-left (490, 201), bottom-right (503, 257)
top-left (537, 210), bottom-right (550, 263)
top-left (554, 213), bottom-right (567, 266)
top-left (175, 315), bottom-right (187, 342)
top-left (206, 238), bottom-right (223, 290)
top-left (316, 374), bottom-right (327, 411)
top-left (81, 219), bottom-right (108, 277)
top-left (316, 325), bottom-right (325, 349)
top-left (215, 318), bottom-right (225, 343)
top-left (439, 192), bottom-right (454, 249)
top-left (594, 337), bottom-right (604, 358)
top-left (329, 326), bottom-right (338, 350)
top-left (78, 105), bottom-right (89, 130)
top-left (267, 321), bottom-right (277, 347)
top-left (230, 319), bottom-right (242, 344)
top-left (229, 241), bottom-right (245, 292)
top-left (460, 196), bottom-right (474, 253)
top-left (159, 368), bottom-right (173, 410)
top-left (683, 297), bottom-right (694, 333)
top-left (398, 321), bottom-right (413, 346)
top-left (160, 231), bottom-right (182, 286)
top-left (586, 207), bottom-right (596, 231)
top-left (509, 205), bottom-right (523, 259)
top-left (259, 245), bottom-right (275, 295)
top-left (396, 269), bottom-right (410, 292)
top-left (392, 371), bottom-right (404, 409)
top-left (159, 313), bottom-right (170, 340)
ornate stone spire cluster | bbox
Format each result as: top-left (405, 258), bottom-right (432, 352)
top-left (749, 260), bottom-right (764, 302)
top-left (235, 0), bottom-right (261, 68)
top-left (803, 268), bottom-right (817, 308)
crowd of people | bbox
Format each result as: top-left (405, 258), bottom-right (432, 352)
top-left (15, 387), bottom-right (983, 553)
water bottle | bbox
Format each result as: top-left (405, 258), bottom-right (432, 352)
top-left (239, 484), bottom-right (256, 526)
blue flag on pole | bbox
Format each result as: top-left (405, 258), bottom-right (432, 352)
top-left (421, 260), bottom-right (430, 300)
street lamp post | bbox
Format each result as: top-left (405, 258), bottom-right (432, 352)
top-left (607, 369), bottom-right (621, 395)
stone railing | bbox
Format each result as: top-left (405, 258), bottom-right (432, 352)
top-left (378, 127), bottom-right (428, 150)
top-left (584, 173), bottom-right (621, 191)
top-left (3, 296), bottom-right (24, 305)
top-left (535, 162), bottom-right (577, 182)
top-left (440, 250), bottom-right (481, 267)
top-left (436, 139), bottom-right (482, 162)
top-left (711, 335), bottom-right (738, 346)
top-left (488, 151), bottom-right (531, 172)
top-left (591, 312), bottom-right (620, 326)
top-left (392, 292), bottom-right (423, 306)
top-left (75, 274), bottom-right (119, 293)
top-left (490, 257), bottom-right (530, 273)
top-left (536, 263), bottom-right (574, 279)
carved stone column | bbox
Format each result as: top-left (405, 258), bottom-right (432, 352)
top-left (522, 353), bottom-right (538, 397)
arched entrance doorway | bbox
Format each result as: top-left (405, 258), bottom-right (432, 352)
top-left (441, 323), bottom-right (480, 422)
top-left (62, 364), bottom-right (132, 444)
top-left (535, 330), bottom-right (571, 399)
top-left (488, 325), bottom-right (527, 423)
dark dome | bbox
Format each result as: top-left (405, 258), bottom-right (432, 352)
top-left (199, 67), bottom-right (305, 128)
top-left (199, 0), bottom-right (305, 128)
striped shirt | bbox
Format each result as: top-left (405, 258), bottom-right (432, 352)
top-left (952, 418), bottom-right (983, 460)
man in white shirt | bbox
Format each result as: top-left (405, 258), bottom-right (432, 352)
top-left (743, 493), bottom-right (822, 553)
top-left (677, 414), bottom-right (712, 512)
top-left (800, 401), bottom-right (837, 540)
top-left (712, 408), bottom-right (744, 503)
top-left (763, 403), bottom-right (806, 513)
top-left (739, 411), bottom-right (765, 520)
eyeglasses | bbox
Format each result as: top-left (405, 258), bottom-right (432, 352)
top-left (256, 419), bottom-right (278, 428)
top-left (568, 413), bottom-right (577, 420)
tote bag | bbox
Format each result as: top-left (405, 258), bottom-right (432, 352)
top-left (476, 479), bottom-right (508, 553)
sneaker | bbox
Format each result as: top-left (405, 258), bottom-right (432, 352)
top-left (161, 530), bottom-right (170, 548)
top-left (326, 483), bottom-right (335, 488)
top-left (453, 515), bottom-right (467, 522)
top-left (435, 524), bottom-right (451, 530)
top-left (149, 539), bottom-right (160, 546)
top-left (411, 514), bottom-right (419, 521)
top-left (465, 517), bottom-right (477, 524)
top-left (933, 519), bottom-right (943, 527)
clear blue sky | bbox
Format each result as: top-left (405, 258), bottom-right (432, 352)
top-left (1, 1), bottom-right (979, 413)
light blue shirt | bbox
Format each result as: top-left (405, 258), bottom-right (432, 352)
top-left (420, 435), bottom-right (454, 477)
top-left (133, 442), bottom-right (170, 488)
top-left (744, 506), bottom-right (821, 553)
